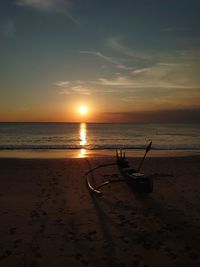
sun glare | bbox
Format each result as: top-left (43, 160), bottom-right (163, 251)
top-left (79, 106), bottom-right (88, 115)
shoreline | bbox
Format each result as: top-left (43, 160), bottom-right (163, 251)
top-left (0, 148), bottom-right (199, 159)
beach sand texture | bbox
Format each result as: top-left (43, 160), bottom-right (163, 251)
top-left (0, 156), bottom-right (200, 267)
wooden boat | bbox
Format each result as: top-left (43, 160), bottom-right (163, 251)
top-left (116, 151), bottom-right (154, 193)
top-left (86, 142), bottom-right (154, 195)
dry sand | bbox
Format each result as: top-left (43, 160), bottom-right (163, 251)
top-left (0, 156), bottom-right (200, 267)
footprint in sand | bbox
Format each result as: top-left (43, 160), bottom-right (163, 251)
top-left (9, 227), bottom-right (17, 235)
top-left (30, 259), bottom-right (39, 267)
top-left (74, 253), bottom-right (89, 265)
top-left (30, 210), bottom-right (40, 218)
top-left (0, 250), bottom-right (13, 261)
top-left (32, 246), bottom-right (42, 259)
top-left (13, 239), bottom-right (22, 248)
top-left (39, 224), bottom-right (46, 233)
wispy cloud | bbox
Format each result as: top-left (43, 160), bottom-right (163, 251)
top-left (16, 0), bottom-right (79, 24)
top-left (55, 79), bottom-right (118, 95)
top-left (59, 88), bottom-right (91, 95)
top-left (55, 80), bottom-right (91, 95)
top-left (108, 37), bottom-right (152, 61)
top-left (56, 38), bottom-right (200, 110)
top-left (97, 76), bottom-right (134, 87)
top-left (107, 37), bottom-right (200, 64)
top-left (96, 62), bottom-right (200, 89)
top-left (80, 51), bottom-right (133, 70)
top-left (55, 81), bottom-right (70, 87)
top-left (55, 60), bottom-right (200, 98)
top-left (71, 85), bottom-right (91, 95)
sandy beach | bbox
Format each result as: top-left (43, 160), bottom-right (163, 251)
top-left (0, 156), bottom-right (200, 267)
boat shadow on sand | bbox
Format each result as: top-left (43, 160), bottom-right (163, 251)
top-left (88, 180), bottom-right (200, 266)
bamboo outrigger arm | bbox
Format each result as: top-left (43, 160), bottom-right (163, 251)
top-left (85, 162), bottom-right (125, 195)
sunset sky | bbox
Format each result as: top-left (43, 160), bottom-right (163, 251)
top-left (0, 0), bottom-right (199, 123)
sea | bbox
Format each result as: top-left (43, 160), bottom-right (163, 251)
top-left (0, 122), bottom-right (199, 158)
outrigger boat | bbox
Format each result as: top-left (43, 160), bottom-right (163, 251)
top-left (86, 141), bottom-right (154, 195)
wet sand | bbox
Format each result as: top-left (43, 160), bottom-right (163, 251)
top-left (0, 156), bottom-right (200, 267)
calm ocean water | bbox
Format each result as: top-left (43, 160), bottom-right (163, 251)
top-left (0, 122), bottom-right (199, 152)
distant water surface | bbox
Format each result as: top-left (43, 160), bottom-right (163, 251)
top-left (0, 123), bottom-right (199, 155)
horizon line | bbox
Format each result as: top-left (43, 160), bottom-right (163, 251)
top-left (0, 121), bottom-right (199, 124)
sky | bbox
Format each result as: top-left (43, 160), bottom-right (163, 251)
top-left (0, 0), bottom-right (200, 123)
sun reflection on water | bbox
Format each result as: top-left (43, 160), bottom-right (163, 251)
top-left (79, 148), bottom-right (86, 158)
top-left (78, 123), bottom-right (87, 158)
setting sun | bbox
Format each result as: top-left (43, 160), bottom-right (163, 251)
top-left (79, 106), bottom-right (88, 115)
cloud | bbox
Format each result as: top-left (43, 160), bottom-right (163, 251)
top-left (55, 79), bottom-right (118, 95)
top-left (56, 80), bottom-right (91, 95)
top-left (80, 51), bottom-right (133, 70)
top-left (59, 88), bottom-right (91, 95)
top-left (108, 38), bottom-right (152, 61)
top-left (55, 59), bottom-right (200, 105)
top-left (107, 37), bottom-right (200, 64)
top-left (0, 20), bottom-right (15, 38)
top-left (97, 76), bottom-right (134, 87)
top-left (55, 81), bottom-right (70, 87)
top-left (55, 47), bottom-right (200, 110)
top-left (95, 62), bottom-right (200, 90)
top-left (16, 0), bottom-right (79, 24)
top-left (71, 85), bottom-right (91, 95)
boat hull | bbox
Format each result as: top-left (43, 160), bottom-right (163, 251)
top-left (118, 167), bottom-right (154, 193)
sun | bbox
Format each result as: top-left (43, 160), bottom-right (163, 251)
top-left (79, 106), bottom-right (88, 115)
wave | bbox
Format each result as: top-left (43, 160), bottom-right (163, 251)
top-left (0, 144), bottom-right (199, 151)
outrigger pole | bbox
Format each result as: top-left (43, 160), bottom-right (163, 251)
top-left (85, 162), bottom-right (117, 176)
top-left (85, 161), bottom-right (125, 195)
top-left (137, 141), bottom-right (152, 172)
top-left (86, 162), bottom-right (116, 195)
